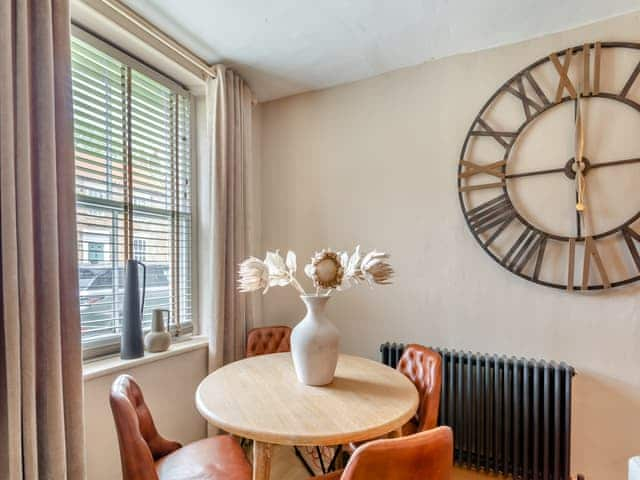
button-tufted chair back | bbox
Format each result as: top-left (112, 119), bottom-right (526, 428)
top-left (110, 375), bottom-right (182, 480)
top-left (246, 325), bottom-right (292, 357)
top-left (396, 344), bottom-right (443, 433)
top-left (339, 426), bottom-right (453, 480)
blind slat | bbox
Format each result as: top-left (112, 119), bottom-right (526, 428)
top-left (72, 34), bottom-right (192, 351)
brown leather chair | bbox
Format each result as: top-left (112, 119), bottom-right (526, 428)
top-left (396, 344), bottom-right (442, 435)
top-left (109, 374), bottom-right (251, 480)
top-left (314, 426), bottom-right (453, 480)
top-left (246, 325), bottom-right (291, 357)
top-left (346, 344), bottom-right (442, 454)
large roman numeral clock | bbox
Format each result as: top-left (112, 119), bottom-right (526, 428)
top-left (458, 42), bottom-right (640, 291)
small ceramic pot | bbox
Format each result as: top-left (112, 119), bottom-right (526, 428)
top-left (144, 309), bottom-right (171, 353)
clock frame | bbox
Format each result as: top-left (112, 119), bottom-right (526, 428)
top-left (458, 41), bottom-right (640, 291)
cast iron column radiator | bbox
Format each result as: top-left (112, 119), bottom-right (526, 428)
top-left (380, 342), bottom-right (579, 480)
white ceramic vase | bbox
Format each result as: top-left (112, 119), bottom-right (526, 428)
top-left (291, 294), bottom-right (339, 386)
top-left (144, 309), bottom-right (171, 353)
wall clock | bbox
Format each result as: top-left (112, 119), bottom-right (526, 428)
top-left (458, 42), bottom-right (640, 291)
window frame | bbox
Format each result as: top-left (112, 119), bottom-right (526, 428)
top-left (71, 26), bottom-right (198, 361)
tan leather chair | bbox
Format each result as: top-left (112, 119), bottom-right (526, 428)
top-left (346, 344), bottom-right (442, 454)
top-left (246, 325), bottom-right (291, 357)
top-left (109, 374), bottom-right (251, 480)
top-left (314, 426), bottom-right (453, 480)
top-left (396, 344), bottom-right (442, 435)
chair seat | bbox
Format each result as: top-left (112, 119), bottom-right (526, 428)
top-left (155, 435), bottom-right (251, 480)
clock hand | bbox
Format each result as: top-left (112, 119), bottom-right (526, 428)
top-left (575, 190), bottom-right (582, 238)
top-left (574, 96), bottom-right (586, 212)
top-left (504, 157), bottom-right (640, 179)
top-left (590, 157), bottom-right (640, 169)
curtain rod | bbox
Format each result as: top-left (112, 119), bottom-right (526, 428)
top-left (95, 0), bottom-right (216, 79)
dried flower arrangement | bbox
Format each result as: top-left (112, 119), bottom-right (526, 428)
top-left (238, 246), bottom-right (394, 296)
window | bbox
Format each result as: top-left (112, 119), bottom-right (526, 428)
top-left (71, 28), bottom-right (193, 357)
top-left (133, 238), bottom-right (147, 262)
top-left (87, 241), bottom-right (105, 264)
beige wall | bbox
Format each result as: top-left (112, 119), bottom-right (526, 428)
top-left (84, 348), bottom-right (208, 480)
top-left (259, 12), bottom-right (640, 480)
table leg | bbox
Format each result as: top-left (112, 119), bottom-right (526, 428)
top-left (253, 441), bottom-right (273, 480)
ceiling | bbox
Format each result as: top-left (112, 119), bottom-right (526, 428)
top-left (122, 0), bottom-right (640, 102)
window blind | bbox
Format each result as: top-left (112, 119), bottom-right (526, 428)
top-left (71, 32), bottom-right (192, 355)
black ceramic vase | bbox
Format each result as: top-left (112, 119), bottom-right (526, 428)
top-left (120, 259), bottom-right (146, 359)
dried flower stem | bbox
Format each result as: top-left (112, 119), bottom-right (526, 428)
top-left (290, 275), bottom-right (306, 295)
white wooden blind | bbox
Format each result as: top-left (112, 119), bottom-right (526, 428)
top-left (71, 32), bottom-right (192, 354)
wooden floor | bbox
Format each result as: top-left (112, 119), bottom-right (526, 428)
top-left (271, 446), bottom-right (312, 480)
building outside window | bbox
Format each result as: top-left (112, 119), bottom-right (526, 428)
top-left (87, 241), bottom-right (105, 264)
top-left (133, 238), bottom-right (147, 262)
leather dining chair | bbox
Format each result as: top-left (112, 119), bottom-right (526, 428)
top-left (245, 325), bottom-right (292, 357)
top-left (313, 426), bottom-right (453, 480)
top-left (109, 374), bottom-right (251, 480)
top-left (396, 344), bottom-right (442, 435)
top-left (346, 343), bottom-right (442, 454)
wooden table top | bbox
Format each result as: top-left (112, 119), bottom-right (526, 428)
top-left (196, 353), bottom-right (419, 446)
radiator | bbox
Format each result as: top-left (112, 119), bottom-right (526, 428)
top-left (379, 343), bottom-right (577, 480)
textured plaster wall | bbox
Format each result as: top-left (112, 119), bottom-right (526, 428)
top-left (259, 12), bottom-right (640, 479)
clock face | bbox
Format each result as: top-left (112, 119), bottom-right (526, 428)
top-left (458, 42), bottom-right (640, 291)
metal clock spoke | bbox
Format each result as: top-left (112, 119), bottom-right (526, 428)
top-left (504, 166), bottom-right (565, 179)
top-left (504, 157), bottom-right (640, 180)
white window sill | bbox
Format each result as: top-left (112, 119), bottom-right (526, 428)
top-left (83, 335), bottom-right (208, 381)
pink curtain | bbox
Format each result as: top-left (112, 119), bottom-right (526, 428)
top-left (0, 1), bottom-right (86, 478)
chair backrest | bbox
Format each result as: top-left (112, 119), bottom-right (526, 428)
top-left (109, 375), bottom-right (182, 480)
top-left (341, 426), bottom-right (453, 480)
top-left (396, 344), bottom-right (442, 431)
top-left (246, 325), bottom-right (292, 357)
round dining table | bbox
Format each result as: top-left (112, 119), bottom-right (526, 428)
top-left (195, 352), bottom-right (419, 480)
